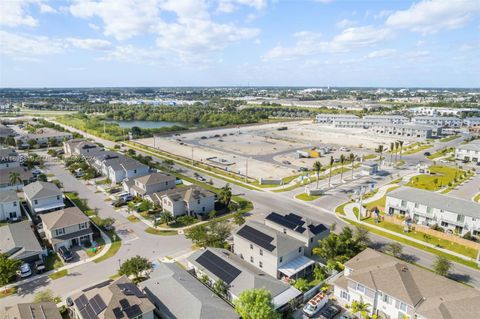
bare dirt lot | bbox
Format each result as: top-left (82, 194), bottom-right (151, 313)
top-left (136, 121), bottom-right (400, 180)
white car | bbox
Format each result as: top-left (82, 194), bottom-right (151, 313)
top-left (18, 263), bottom-right (32, 278)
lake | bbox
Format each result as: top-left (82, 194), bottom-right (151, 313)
top-left (107, 120), bottom-right (184, 129)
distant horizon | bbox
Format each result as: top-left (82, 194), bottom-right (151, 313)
top-left (1, 86), bottom-right (480, 90)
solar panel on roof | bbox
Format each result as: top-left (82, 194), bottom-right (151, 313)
top-left (112, 307), bottom-right (124, 319)
top-left (237, 225), bottom-right (276, 251)
top-left (309, 224), bottom-right (328, 235)
top-left (74, 294), bottom-right (88, 310)
top-left (89, 294), bottom-right (107, 315)
top-left (195, 250), bottom-right (241, 284)
top-left (124, 305), bottom-right (142, 319)
top-left (119, 299), bottom-right (130, 310)
top-left (117, 283), bottom-right (143, 297)
top-left (80, 304), bottom-right (97, 319)
top-left (266, 212), bottom-right (302, 232)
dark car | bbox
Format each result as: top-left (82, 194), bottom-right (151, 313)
top-left (58, 246), bottom-right (73, 262)
top-left (424, 152), bottom-right (431, 156)
top-left (318, 304), bottom-right (341, 319)
top-left (34, 259), bottom-right (46, 274)
top-left (112, 198), bottom-right (127, 207)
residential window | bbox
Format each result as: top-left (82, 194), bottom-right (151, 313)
top-left (57, 195), bottom-right (61, 200)
top-left (356, 283), bottom-right (366, 294)
top-left (250, 256), bottom-right (254, 263)
top-left (259, 261), bottom-right (263, 268)
top-left (13, 202), bottom-right (17, 207)
top-left (259, 249), bottom-right (263, 256)
top-left (400, 200), bottom-right (407, 207)
top-left (414, 203), bottom-right (419, 208)
top-left (250, 244), bottom-right (253, 249)
top-left (283, 228), bottom-right (287, 234)
top-left (279, 256), bottom-right (283, 262)
top-left (399, 302), bottom-right (408, 312)
top-left (79, 222), bottom-right (87, 230)
top-left (34, 200), bottom-right (38, 205)
top-left (382, 293), bottom-right (391, 304)
top-left (457, 215), bottom-right (465, 223)
top-left (55, 228), bottom-right (65, 236)
top-left (197, 200), bottom-right (200, 204)
top-left (340, 290), bottom-right (350, 301)
top-left (298, 247), bottom-right (302, 253)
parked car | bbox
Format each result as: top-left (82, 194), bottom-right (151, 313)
top-left (34, 259), bottom-right (46, 274)
top-left (339, 312), bottom-right (356, 319)
top-left (424, 152), bottom-right (431, 156)
top-left (298, 167), bottom-right (309, 172)
top-left (58, 246), bottom-right (73, 262)
top-left (18, 263), bottom-right (32, 278)
top-left (340, 147), bottom-right (350, 152)
top-left (282, 160), bottom-right (291, 165)
top-left (318, 304), bottom-right (341, 319)
top-left (302, 293), bottom-right (328, 317)
top-left (32, 169), bottom-right (42, 175)
top-left (112, 198), bottom-right (127, 207)
top-left (74, 171), bottom-right (85, 178)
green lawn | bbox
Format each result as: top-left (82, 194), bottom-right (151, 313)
top-left (406, 165), bottom-right (465, 191)
top-left (427, 148), bottom-right (454, 160)
top-left (335, 201), bottom-right (352, 216)
top-left (363, 218), bottom-right (477, 259)
top-left (127, 215), bottom-right (140, 223)
top-left (93, 233), bottom-right (122, 263)
top-left (402, 143), bottom-right (433, 155)
top-left (474, 193), bottom-right (480, 203)
top-left (363, 185), bottom-right (400, 211)
top-left (440, 135), bottom-right (461, 142)
top-left (49, 269), bottom-right (68, 280)
top-left (295, 193), bottom-right (321, 201)
top-left (145, 228), bottom-right (178, 236)
top-left (44, 253), bottom-right (63, 271)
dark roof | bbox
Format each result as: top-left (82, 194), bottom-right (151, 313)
top-left (0, 221), bottom-right (43, 260)
top-left (195, 249), bottom-right (241, 284)
top-left (236, 224), bottom-right (276, 252)
top-left (265, 212), bottom-right (328, 236)
top-left (5, 302), bottom-right (62, 319)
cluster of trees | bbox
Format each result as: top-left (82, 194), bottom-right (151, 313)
top-left (185, 219), bottom-right (232, 248)
top-left (118, 255), bottom-right (153, 282)
top-left (234, 288), bottom-right (280, 319)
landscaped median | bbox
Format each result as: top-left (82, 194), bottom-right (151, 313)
top-left (295, 192), bottom-right (321, 201)
top-left (406, 165), bottom-right (474, 192)
top-left (440, 134), bottom-right (461, 142)
top-left (49, 269), bottom-right (68, 280)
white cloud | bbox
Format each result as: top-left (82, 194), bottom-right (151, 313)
top-left (386, 0), bottom-right (480, 34)
top-left (336, 19), bottom-right (356, 28)
top-left (67, 38), bottom-right (112, 50)
top-left (314, 0), bottom-right (334, 4)
top-left (403, 50), bottom-right (430, 60)
top-left (88, 23), bottom-right (100, 30)
top-left (0, 0), bottom-right (38, 27)
top-left (100, 45), bottom-right (165, 64)
top-left (217, 0), bottom-right (268, 13)
top-left (374, 10), bottom-right (392, 20)
top-left (366, 49), bottom-right (396, 59)
top-left (0, 30), bottom-right (65, 56)
top-left (39, 3), bottom-right (58, 14)
top-left (263, 26), bottom-right (391, 60)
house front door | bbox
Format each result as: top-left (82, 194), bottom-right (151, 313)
top-left (71, 238), bottom-right (78, 247)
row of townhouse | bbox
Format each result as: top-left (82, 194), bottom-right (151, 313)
top-left (455, 140), bottom-right (480, 164)
top-left (15, 127), bottom-right (72, 148)
top-left (333, 248), bottom-right (480, 319)
top-left (369, 123), bottom-right (442, 139)
top-left (411, 116), bottom-right (463, 127)
top-left (408, 106), bottom-right (480, 117)
top-left (186, 212), bottom-right (330, 310)
top-left (385, 187), bottom-right (480, 237)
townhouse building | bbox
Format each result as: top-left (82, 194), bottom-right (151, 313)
top-left (455, 140), bottom-right (480, 164)
top-left (68, 276), bottom-right (155, 319)
top-left (0, 148), bottom-right (20, 170)
top-left (187, 248), bottom-right (302, 311)
top-left (333, 248), bottom-right (480, 319)
top-left (264, 212), bottom-right (329, 256)
top-left (369, 123), bottom-right (441, 139)
top-left (40, 207), bottom-right (93, 251)
top-left (411, 116), bottom-right (462, 128)
top-left (122, 172), bottom-right (176, 198)
top-left (146, 185), bottom-right (216, 217)
top-left (385, 187), bottom-right (480, 237)
top-left (5, 302), bottom-right (62, 319)
top-left (362, 115), bottom-right (410, 124)
top-left (89, 151), bottom-right (150, 184)
top-left (463, 117), bottom-right (480, 127)
top-left (315, 113), bottom-right (359, 124)
top-left (23, 181), bottom-right (65, 214)
top-left (63, 139), bottom-right (103, 158)
top-left (0, 189), bottom-right (21, 221)
top-left (0, 167), bottom-right (34, 190)
top-left (233, 221), bottom-right (315, 280)
top-left (15, 128), bottom-right (72, 147)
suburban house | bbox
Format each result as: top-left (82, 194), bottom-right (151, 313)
top-left (333, 248), bottom-right (480, 319)
top-left (0, 167), bottom-right (34, 190)
top-left (139, 262), bottom-right (238, 319)
top-left (63, 139), bottom-right (103, 158)
top-left (0, 189), bottom-right (21, 221)
top-left (233, 221), bottom-right (315, 280)
top-left (463, 117), bottom-right (480, 127)
top-left (89, 151), bottom-right (150, 184)
top-left (146, 185), bottom-right (216, 217)
top-left (385, 187), bottom-right (480, 237)
top-left (23, 181), bottom-right (65, 215)
top-left (264, 212), bottom-right (330, 256)
top-left (40, 207), bottom-right (93, 251)
top-left (0, 148), bottom-right (20, 169)
top-left (15, 128), bottom-right (72, 147)
top-left (187, 248), bottom-right (302, 311)
top-left (0, 123), bottom-right (17, 139)
top-left (0, 220), bottom-right (44, 263)
top-left (455, 140), bottom-right (480, 164)
top-left (4, 302), bottom-right (62, 319)
top-left (68, 276), bottom-right (155, 319)
top-left (122, 172), bottom-right (176, 198)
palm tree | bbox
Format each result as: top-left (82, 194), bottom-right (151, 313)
top-left (9, 172), bottom-right (22, 191)
top-left (350, 300), bottom-right (371, 318)
top-left (394, 141), bottom-right (400, 162)
top-left (328, 156), bottom-right (334, 187)
top-left (160, 211), bottom-right (174, 225)
top-left (376, 145), bottom-right (384, 168)
top-left (390, 142), bottom-right (394, 163)
top-left (218, 184), bottom-right (232, 210)
top-left (313, 161), bottom-right (322, 188)
top-left (339, 154), bottom-right (346, 182)
top-left (398, 140), bottom-right (404, 160)
top-left (349, 153), bottom-right (355, 179)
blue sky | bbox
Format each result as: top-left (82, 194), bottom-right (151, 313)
top-left (0, 0), bottom-right (479, 88)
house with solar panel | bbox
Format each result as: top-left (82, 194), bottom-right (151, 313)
top-left (264, 212), bottom-right (330, 256)
top-left (67, 276), bottom-right (155, 319)
top-left (187, 248), bottom-right (302, 311)
top-left (233, 221), bottom-right (316, 280)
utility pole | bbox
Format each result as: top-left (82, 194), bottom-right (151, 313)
top-left (191, 147), bottom-right (194, 165)
top-left (245, 158), bottom-right (249, 183)
top-left (358, 186), bottom-right (364, 221)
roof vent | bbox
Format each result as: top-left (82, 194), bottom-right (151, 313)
top-left (401, 265), bottom-right (408, 272)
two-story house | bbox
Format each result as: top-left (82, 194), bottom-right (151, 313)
top-left (385, 187), bottom-right (480, 238)
top-left (0, 220), bottom-right (44, 263)
top-left (123, 172), bottom-right (176, 198)
top-left (5, 302), bottom-right (62, 319)
top-left (0, 148), bottom-right (20, 170)
top-left (15, 128), bottom-right (72, 148)
top-left (333, 248), bottom-right (480, 319)
top-left (40, 207), bottom-right (93, 251)
top-left (264, 212), bottom-right (330, 256)
top-left (0, 189), bottom-right (21, 221)
top-left (68, 276), bottom-right (155, 319)
top-left (23, 181), bottom-right (65, 215)
top-left (146, 186), bottom-right (216, 218)
top-left (455, 140), bottom-right (480, 164)
top-left (0, 167), bottom-right (34, 191)
top-left (187, 247), bottom-right (302, 311)
top-left (233, 221), bottom-right (315, 280)
top-left (63, 139), bottom-right (102, 158)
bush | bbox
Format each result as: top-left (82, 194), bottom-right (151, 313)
top-left (83, 240), bottom-right (92, 248)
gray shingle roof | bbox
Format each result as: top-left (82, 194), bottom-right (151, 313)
top-left (154, 186), bottom-right (215, 203)
top-left (23, 181), bottom-right (61, 200)
top-left (40, 207), bottom-right (90, 230)
top-left (0, 167), bottom-right (33, 185)
top-left (135, 172), bottom-right (175, 186)
top-left (0, 221), bottom-right (43, 260)
top-left (139, 263), bottom-right (238, 319)
top-left (188, 248), bottom-right (295, 299)
top-left (457, 142), bottom-right (480, 152)
top-left (5, 302), bottom-right (62, 319)
top-left (387, 187), bottom-right (480, 218)
top-left (0, 189), bottom-right (19, 203)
